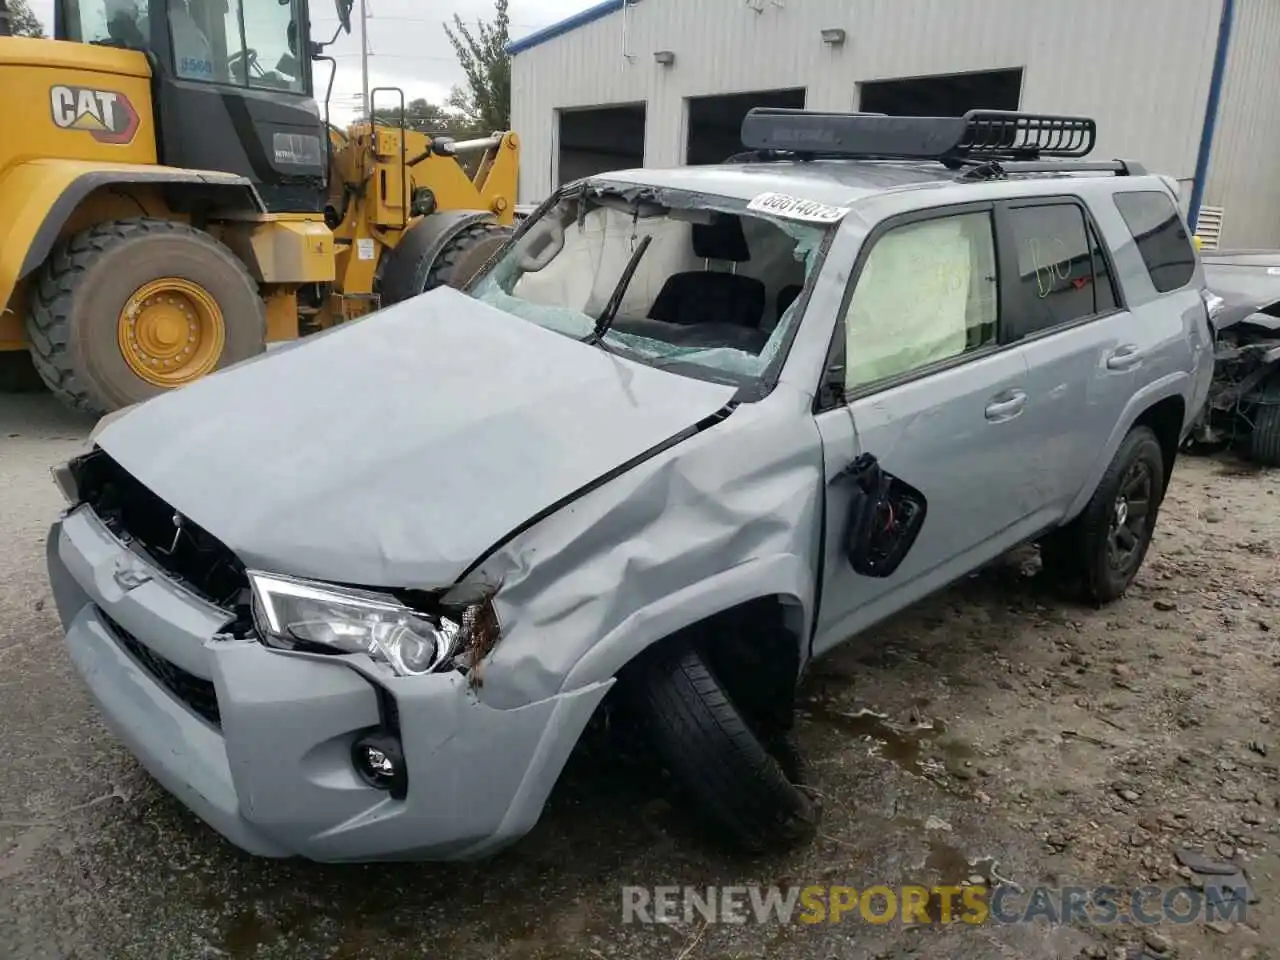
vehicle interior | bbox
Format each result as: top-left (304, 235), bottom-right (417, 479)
top-left (71, 0), bottom-right (306, 89)
top-left (479, 192), bottom-right (819, 376)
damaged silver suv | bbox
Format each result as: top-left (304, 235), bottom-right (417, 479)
top-left (47, 109), bottom-right (1215, 860)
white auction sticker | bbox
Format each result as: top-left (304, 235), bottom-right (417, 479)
top-left (357, 238), bottom-right (376, 261)
top-left (746, 192), bottom-right (850, 224)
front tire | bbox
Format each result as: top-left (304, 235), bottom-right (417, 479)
top-left (25, 218), bottom-right (266, 416)
top-left (1041, 425), bottom-right (1165, 604)
top-left (623, 644), bottom-right (817, 853)
top-left (1250, 401), bottom-right (1280, 467)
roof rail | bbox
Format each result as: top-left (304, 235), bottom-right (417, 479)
top-left (740, 107), bottom-right (1099, 163)
top-left (957, 158), bottom-right (1147, 179)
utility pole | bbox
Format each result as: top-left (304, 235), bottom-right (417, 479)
top-left (359, 0), bottom-right (370, 120)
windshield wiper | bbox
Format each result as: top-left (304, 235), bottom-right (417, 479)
top-left (583, 234), bottom-right (653, 346)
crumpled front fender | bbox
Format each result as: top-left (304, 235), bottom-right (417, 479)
top-left (464, 394), bottom-right (826, 711)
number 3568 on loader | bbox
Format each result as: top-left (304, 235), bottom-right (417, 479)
top-left (0, 0), bottom-right (519, 415)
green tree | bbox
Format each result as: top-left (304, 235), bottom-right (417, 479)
top-left (5, 0), bottom-right (46, 37)
top-left (443, 0), bottom-right (510, 133)
top-left (369, 98), bottom-right (481, 139)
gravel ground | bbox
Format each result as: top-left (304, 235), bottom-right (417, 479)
top-left (2, 389), bottom-right (1278, 960)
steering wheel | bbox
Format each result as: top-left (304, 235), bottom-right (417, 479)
top-left (227, 48), bottom-right (260, 81)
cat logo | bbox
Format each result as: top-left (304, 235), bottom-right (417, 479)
top-left (49, 85), bottom-right (141, 145)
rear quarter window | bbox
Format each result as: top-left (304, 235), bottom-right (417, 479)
top-left (1112, 190), bottom-right (1196, 293)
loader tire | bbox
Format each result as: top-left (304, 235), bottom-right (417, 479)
top-left (623, 643), bottom-right (818, 854)
top-left (1250, 402), bottom-right (1280, 467)
top-left (0, 351), bottom-right (45, 393)
top-left (421, 221), bottom-right (512, 291)
top-left (25, 218), bottom-right (266, 416)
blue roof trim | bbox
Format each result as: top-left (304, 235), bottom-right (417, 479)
top-left (506, 0), bottom-right (624, 55)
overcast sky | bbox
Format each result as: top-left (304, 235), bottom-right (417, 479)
top-left (28, 0), bottom-right (595, 124)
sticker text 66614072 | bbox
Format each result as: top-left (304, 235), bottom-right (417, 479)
top-left (746, 192), bottom-right (851, 224)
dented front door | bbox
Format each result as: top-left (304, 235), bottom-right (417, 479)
top-left (809, 349), bottom-right (1038, 659)
top-left (807, 203), bottom-right (1046, 659)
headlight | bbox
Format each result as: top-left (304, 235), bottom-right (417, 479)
top-left (248, 571), bottom-right (459, 676)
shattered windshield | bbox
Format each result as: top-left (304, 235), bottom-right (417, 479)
top-left (469, 185), bottom-right (829, 385)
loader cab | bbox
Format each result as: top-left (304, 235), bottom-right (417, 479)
top-left (56, 0), bottom-right (329, 211)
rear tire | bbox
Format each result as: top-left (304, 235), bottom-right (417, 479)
top-left (623, 644), bottom-right (818, 853)
top-left (1041, 425), bottom-right (1165, 604)
top-left (1250, 402), bottom-right (1280, 467)
top-left (25, 218), bottom-right (266, 416)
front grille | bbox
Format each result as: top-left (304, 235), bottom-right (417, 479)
top-left (72, 449), bottom-right (249, 610)
top-left (101, 610), bottom-right (222, 728)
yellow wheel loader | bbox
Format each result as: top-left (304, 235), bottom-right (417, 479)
top-left (0, 0), bottom-right (518, 414)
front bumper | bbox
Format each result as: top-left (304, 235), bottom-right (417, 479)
top-left (48, 505), bottom-right (611, 861)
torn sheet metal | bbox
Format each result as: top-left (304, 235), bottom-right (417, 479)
top-left (460, 395), bottom-right (825, 710)
top-left (90, 175), bottom-right (835, 718)
top-left (1189, 252), bottom-right (1280, 453)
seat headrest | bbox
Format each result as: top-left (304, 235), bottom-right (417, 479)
top-left (691, 214), bottom-right (751, 263)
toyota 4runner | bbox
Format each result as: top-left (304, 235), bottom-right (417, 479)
top-left (47, 109), bottom-right (1216, 859)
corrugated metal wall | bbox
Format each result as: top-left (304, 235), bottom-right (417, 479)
top-left (512, 0), bottom-right (1223, 212)
top-left (1202, 0), bottom-right (1280, 248)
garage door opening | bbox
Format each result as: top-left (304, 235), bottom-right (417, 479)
top-left (858, 69), bottom-right (1022, 117)
top-left (686, 88), bottom-right (806, 165)
top-left (557, 104), bottom-right (647, 186)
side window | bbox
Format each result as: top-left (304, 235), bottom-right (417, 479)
top-left (171, 0), bottom-right (304, 93)
top-left (843, 211), bottom-right (998, 392)
top-left (1006, 203), bottom-right (1109, 335)
top-left (171, 0), bottom-right (223, 82)
top-left (241, 0), bottom-right (304, 92)
top-left (75, 0), bottom-right (151, 50)
top-left (1113, 190), bottom-right (1196, 293)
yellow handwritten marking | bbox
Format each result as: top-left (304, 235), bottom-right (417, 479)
top-left (1027, 236), bottom-right (1073, 298)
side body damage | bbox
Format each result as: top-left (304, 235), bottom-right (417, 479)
top-left (462, 392), bottom-right (826, 712)
top-left (1191, 253), bottom-right (1280, 463)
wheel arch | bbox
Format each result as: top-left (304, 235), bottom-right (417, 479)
top-left (559, 553), bottom-right (815, 722)
top-left (1, 161), bottom-right (263, 313)
top-left (1133, 394), bottom-right (1186, 493)
top-left (1063, 374), bottom-right (1191, 522)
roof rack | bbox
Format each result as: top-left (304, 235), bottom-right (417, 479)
top-left (734, 107), bottom-right (1145, 177)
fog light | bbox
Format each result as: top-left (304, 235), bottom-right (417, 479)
top-left (353, 732), bottom-right (407, 796)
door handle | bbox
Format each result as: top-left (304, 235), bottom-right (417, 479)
top-left (1106, 344), bottom-right (1144, 371)
top-left (984, 389), bottom-right (1027, 422)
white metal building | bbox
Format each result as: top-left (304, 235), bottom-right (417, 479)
top-left (508, 0), bottom-right (1280, 248)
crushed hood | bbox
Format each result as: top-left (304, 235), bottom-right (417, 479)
top-left (1203, 251), bottom-right (1280, 330)
top-left (94, 287), bottom-right (737, 587)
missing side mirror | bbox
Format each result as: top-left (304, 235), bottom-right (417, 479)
top-left (839, 453), bottom-right (927, 578)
